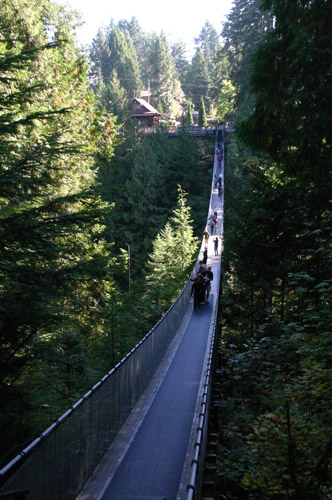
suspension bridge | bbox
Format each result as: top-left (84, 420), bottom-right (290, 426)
top-left (0, 129), bottom-right (225, 500)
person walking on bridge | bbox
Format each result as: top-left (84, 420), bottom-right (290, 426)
top-left (203, 229), bottom-right (209, 246)
top-left (202, 247), bottom-right (208, 264)
top-left (191, 273), bottom-right (205, 311)
top-left (214, 236), bottom-right (219, 256)
top-left (203, 266), bottom-right (213, 303)
top-left (198, 260), bottom-right (207, 274)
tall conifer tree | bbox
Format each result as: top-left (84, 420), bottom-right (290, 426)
top-left (146, 33), bottom-right (184, 115)
top-left (198, 95), bottom-right (208, 127)
top-left (106, 27), bottom-right (141, 98)
top-left (145, 186), bottom-right (198, 315)
top-left (185, 48), bottom-right (210, 111)
top-left (0, 0), bottom-right (118, 456)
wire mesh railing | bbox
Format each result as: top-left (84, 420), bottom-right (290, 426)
top-left (0, 272), bottom-right (195, 500)
top-left (182, 263), bottom-right (221, 500)
top-left (182, 127), bottom-right (224, 500)
top-left (0, 129), bottom-right (223, 500)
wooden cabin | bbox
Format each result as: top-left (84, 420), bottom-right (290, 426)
top-left (132, 98), bottom-right (161, 131)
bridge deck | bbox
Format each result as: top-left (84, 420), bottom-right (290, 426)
top-left (76, 154), bottom-right (223, 500)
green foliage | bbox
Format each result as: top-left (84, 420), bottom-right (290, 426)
top-left (145, 222), bottom-right (177, 319)
top-left (216, 79), bottom-right (236, 122)
top-left (171, 40), bottom-right (190, 88)
top-left (171, 186), bottom-right (200, 279)
top-left (237, 0), bottom-right (332, 196)
top-left (101, 128), bottom-right (213, 276)
top-left (106, 27), bottom-right (141, 98)
top-left (145, 186), bottom-right (199, 318)
top-left (184, 48), bottom-right (210, 112)
top-left (124, 136), bottom-right (168, 269)
top-left (90, 25), bottom-right (141, 101)
top-left (194, 21), bottom-right (221, 74)
top-left (184, 100), bottom-right (194, 126)
top-left (198, 95), bottom-right (208, 127)
top-left (221, 0), bottom-right (273, 103)
top-left (146, 32), bottom-right (184, 116)
top-left (218, 0), bottom-right (332, 494)
top-left (0, 0), bottom-right (119, 461)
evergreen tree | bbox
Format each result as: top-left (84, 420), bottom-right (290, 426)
top-left (0, 0), bottom-right (118, 458)
top-left (221, 0), bottom-right (273, 103)
top-left (237, 0), bottom-right (332, 306)
top-left (124, 138), bottom-right (167, 270)
top-left (194, 21), bottom-right (221, 74)
top-left (89, 28), bottom-right (110, 86)
top-left (171, 186), bottom-right (199, 281)
top-left (106, 27), bottom-right (141, 98)
top-left (184, 48), bottom-right (210, 112)
top-left (145, 186), bottom-right (198, 317)
top-left (171, 40), bottom-right (190, 88)
top-left (95, 68), bottom-right (130, 126)
top-left (186, 100), bottom-right (194, 126)
top-left (238, 0), bottom-right (332, 188)
top-left (198, 95), bottom-right (208, 127)
top-left (217, 1), bottom-right (332, 496)
top-left (146, 32), bottom-right (184, 115)
top-left (145, 223), bottom-right (177, 319)
top-left (216, 79), bottom-right (236, 122)
top-left (117, 17), bottom-right (148, 80)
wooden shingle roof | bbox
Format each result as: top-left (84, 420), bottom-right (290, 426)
top-left (132, 98), bottom-right (160, 116)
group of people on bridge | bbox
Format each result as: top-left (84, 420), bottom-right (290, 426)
top-left (190, 135), bottom-right (223, 312)
top-left (216, 143), bottom-right (223, 166)
top-left (190, 261), bottom-right (213, 311)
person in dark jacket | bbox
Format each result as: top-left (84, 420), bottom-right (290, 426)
top-left (202, 247), bottom-right (208, 264)
top-left (203, 229), bottom-right (210, 245)
top-left (203, 266), bottom-right (213, 303)
top-left (191, 274), bottom-right (205, 311)
top-left (213, 237), bottom-right (219, 256)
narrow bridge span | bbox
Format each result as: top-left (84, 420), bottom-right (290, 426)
top-left (0, 129), bottom-right (225, 500)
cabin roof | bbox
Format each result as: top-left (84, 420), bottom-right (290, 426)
top-left (133, 98), bottom-right (160, 115)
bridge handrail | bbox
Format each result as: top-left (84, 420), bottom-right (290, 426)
top-left (0, 129), bottom-right (223, 500)
top-left (0, 254), bottom-right (202, 499)
top-left (183, 266), bottom-right (221, 500)
top-left (182, 127), bottom-right (224, 500)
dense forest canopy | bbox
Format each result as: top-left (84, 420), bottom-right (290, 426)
top-left (0, 0), bottom-right (215, 464)
top-left (218, 0), bottom-right (332, 499)
top-left (1, 1), bottom-right (332, 499)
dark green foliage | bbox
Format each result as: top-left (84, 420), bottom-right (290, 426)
top-left (106, 27), bottom-right (141, 98)
top-left (98, 128), bottom-right (214, 278)
top-left (171, 40), bottom-right (190, 88)
top-left (90, 25), bottom-right (141, 100)
top-left (238, 0), bottom-right (332, 192)
top-left (124, 136), bottom-right (168, 269)
top-left (184, 48), bottom-right (210, 112)
top-left (194, 21), bottom-right (221, 74)
top-left (198, 95), bottom-right (208, 127)
top-left (117, 17), bottom-right (150, 82)
top-left (217, 0), bottom-right (332, 497)
top-left (220, 133), bottom-right (332, 498)
top-left (144, 187), bottom-right (199, 319)
top-left (145, 32), bottom-right (183, 116)
top-left (222, 0), bottom-right (273, 103)
top-left (0, 0), bottom-right (119, 463)
top-left (185, 101), bottom-right (194, 126)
